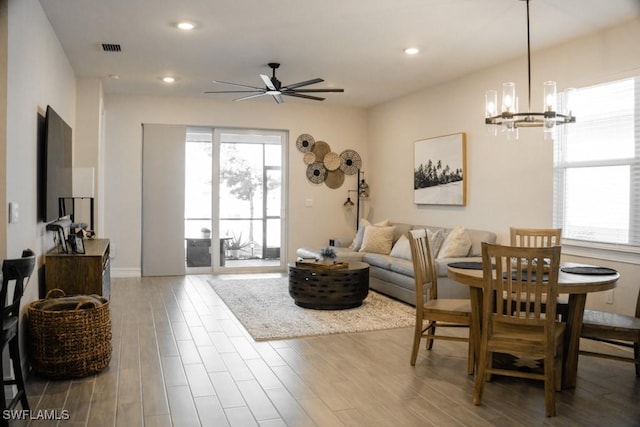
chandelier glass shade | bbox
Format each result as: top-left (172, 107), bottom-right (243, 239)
top-left (485, 0), bottom-right (575, 136)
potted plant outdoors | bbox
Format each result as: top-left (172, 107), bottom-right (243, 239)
top-left (225, 232), bottom-right (249, 259)
top-left (201, 227), bottom-right (211, 238)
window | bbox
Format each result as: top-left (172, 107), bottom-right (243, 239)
top-left (553, 77), bottom-right (640, 253)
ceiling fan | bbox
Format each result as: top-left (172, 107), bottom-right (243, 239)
top-left (205, 62), bottom-right (344, 104)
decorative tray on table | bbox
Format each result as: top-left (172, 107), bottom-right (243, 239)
top-left (295, 260), bottom-right (349, 270)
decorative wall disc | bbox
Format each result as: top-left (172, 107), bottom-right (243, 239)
top-left (303, 152), bottom-right (316, 165)
top-left (325, 169), bottom-right (345, 189)
top-left (323, 152), bottom-right (341, 171)
top-left (296, 134), bottom-right (315, 152)
top-left (311, 141), bottom-right (331, 162)
top-left (306, 162), bottom-right (327, 184)
top-left (339, 149), bottom-right (362, 175)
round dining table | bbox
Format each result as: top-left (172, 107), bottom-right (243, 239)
top-left (447, 262), bottom-right (619, 389)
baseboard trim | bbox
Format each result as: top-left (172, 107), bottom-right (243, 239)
top-left (111, 268), bottom-right (141, 278)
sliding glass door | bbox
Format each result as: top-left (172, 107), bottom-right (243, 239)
top-left (185, 127), bottom-right (287, 273)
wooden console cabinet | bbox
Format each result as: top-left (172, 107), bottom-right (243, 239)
top-left (45, 238), bottom-right (111, 298)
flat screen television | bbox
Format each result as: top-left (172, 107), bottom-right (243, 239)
top-left (41, 105), bottom-right (73, 222)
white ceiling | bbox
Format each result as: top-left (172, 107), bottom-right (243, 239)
top-left (39, 0), bottom-right (640, 108)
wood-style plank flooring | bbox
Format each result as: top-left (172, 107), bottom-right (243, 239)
top-left (19, 275), bottom-right (640, 426)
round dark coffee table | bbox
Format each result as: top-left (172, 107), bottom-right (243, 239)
top-left (288, 261), bottom-right (370, 310)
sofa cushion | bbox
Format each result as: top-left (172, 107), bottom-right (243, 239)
top-left (389, 258), bottom-right (415, 278)
top-left (360, 225), bottom-right (395, 254)
top-left (434, 256), bottom-right (483, 277)
top-left (369, 266), bottom-right (416, 292)
top-left (362, 253), bottom-right (395, 270)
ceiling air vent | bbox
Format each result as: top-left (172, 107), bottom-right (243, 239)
top-left (101, 43), bottom-right (121, 52)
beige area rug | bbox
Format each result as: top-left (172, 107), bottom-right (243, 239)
top-left (208, 277), bottom-right (415, 341)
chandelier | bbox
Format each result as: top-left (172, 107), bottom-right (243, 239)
top-left (485, 0), bottom-right (575, 136)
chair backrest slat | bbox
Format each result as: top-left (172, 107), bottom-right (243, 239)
top-left (482, 243), bottom-right (561, 332)
top-left (510, 227), bottom-right (562, 248)
top-left (408, 229), bottom-right (437, 303)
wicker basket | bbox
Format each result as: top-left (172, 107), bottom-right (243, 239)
top-left (27, 289), bottom-right (112, 379)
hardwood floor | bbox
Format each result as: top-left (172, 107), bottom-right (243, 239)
top-left (20, 275), bottom-right (640, 426)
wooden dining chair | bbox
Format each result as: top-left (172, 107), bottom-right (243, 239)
top-left (1, 249), bottom-right (36, 414)
top-left (510, 226), bottom-right (567, 318)
top-left (473, 243), bottom-right (563, 417)
top-left (580, 288), bottom-right (640, 376)
top-left (510, 227), bottom-right (562, 248)
top-left (408, 229), bottom-right (474, 374)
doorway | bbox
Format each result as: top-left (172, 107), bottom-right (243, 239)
top-left (185, 127), bottom-right (287, 273)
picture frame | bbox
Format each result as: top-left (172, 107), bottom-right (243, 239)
top-left (68, 232), bottom-right (86, 254)
top-left (414, 132), bottom-right (467, 205)
top-left (55, 226), bottom-right (68, 254)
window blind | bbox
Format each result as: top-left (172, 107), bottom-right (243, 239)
top-left (553, 77), bottom-right (640, 249)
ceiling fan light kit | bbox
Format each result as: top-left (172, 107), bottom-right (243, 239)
top-left (206, 62), bottom-right (344, 103)
top-left (485, 0), bottom-right (575, 138)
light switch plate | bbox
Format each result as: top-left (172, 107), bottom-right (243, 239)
top-left (8, 202), bottom-right (19, 223)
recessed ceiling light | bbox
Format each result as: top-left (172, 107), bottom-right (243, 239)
top-left (162, 76), bottom-right (176, 83)
top-left (108, 74), bottom-right (120, 80)
top-left (177, 22), bottom-right (195, 30)
top-left (404, 47), bottom-right (420, 55)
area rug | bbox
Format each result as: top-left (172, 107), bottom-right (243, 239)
top-left (208, 277), bottom-right (415, 341)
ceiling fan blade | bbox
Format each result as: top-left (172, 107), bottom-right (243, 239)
top-left (234, 93), bottom-right (268, 102)
top-left (289, 88), bottom-right (345, 93)
top-left (212, 80), bottom-right (264, 90)
top-left (272, 93), bottom-right (284, 104)
top-left (205, 90), bottom-right (264, 94)
top-left (260, 74), bottom-right (277, 91)
top-left (284, 78), bottom-right (324, 90)
top-left (283, 92), bottom-right (325, 101)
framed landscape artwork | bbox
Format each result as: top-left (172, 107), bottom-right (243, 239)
top-left (414, 132), bottom-right (467, 205)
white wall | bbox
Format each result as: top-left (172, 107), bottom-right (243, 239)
top-left (368, 18), bottom-right (640, 314)
top-left (6, 0), bottom-right (76, 302)
top-left (5, 0), bottom-right (77, 373)
top-left (103, 95), bottom-right (368, 276)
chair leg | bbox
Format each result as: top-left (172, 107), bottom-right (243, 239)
top-left (426, 322), bottom-right (436, 350)
top-left (473, 346), bottom-right (489, 406)
top-left (0, 348), bottom-right (5, 414)
top-left (9, 338), bottom-right (29, 411)
top-left (544, 357), bottom-right (557, 417)
top-left (634, 341), bottom-right (639, 377)
top-left (544, 377), bottom-right (556, 417)
top-left (466, 337), bottom-right (474, 375)
top-left (410, 318), bottom-right (423, 366)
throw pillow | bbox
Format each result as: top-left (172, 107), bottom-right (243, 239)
top-left (437, 226), bottom-right (472, 258)
top-left (359, 225), bottom-right (396, 254)
top-left (427, 228), bottom-right (445, 257)
top-left (349, 219), bottom-right (390, 251)
top-left (389, 234), bottom-right (412, 260)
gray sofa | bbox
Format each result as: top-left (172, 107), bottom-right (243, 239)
top-left (296, 223), bottom-right (497, 306)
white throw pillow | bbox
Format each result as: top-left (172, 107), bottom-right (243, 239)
top-left (349, 219), bottom-right (390, 251)
top-left (427, 228), bottom-right (445, 257)
top-left (437, 226), bottom-right (472, 258)
top-left (359, 225), bottom-right (396, 254)
top-left (389, 234), bottom-right (412, 260)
